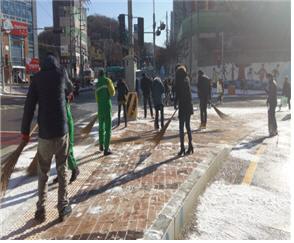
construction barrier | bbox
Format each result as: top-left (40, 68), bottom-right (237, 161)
top-left (228, 85), bottom-right (236, 95)
top-left (126, 91), bottom-right (138, 120)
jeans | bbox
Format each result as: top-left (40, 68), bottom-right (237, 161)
top-left (199, 97), bottom-right (208, 124)
top-left (143, 94), bottom-right (153, 118)
top-left (37, 134), bottom-right (69, 213)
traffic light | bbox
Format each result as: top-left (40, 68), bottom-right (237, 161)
top-left (159, 22), bottom-right (166, 30)
top-left (118, 14), bottom-right (126, 44)
top-left (137, 17), bottom-right (144, 47)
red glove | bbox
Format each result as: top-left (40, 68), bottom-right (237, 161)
top-left (21, 133), bottom-right (30, 143)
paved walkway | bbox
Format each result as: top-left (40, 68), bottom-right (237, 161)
top-left (1, 105), bottom-right (259, 240)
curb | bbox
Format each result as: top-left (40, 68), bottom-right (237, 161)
top-left (143, 146), bottom-right (232, 240)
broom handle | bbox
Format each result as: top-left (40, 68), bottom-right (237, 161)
top-left (29, 124), bottom-right (38, 137)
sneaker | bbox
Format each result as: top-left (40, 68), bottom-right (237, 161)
top-left (34, 208), bottom-right (46, 222)
top-left (69, 167), bottom-right (80, 183)
top-left (104, 149), bottom-right (113, 156)
top-left (59, 205), bottom-right (72, 222)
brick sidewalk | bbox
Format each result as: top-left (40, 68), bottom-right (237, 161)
top-left (1, 106), bottom-right (254, 240)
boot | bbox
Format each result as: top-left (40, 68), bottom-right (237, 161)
top-left (99, 144), bottom-right (104, 152)
top-left (59, 205), bottom-right (72, 222)
top-left (186, 144), bottom-right (194, 155)
top-left (34, 208), bottom-right (46, 222)
top-left (104, 149), bottom-right (113, 156)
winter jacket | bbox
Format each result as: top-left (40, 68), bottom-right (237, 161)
top-left (117, 80), bottom-right (129, 102)
top-left (267, 80), bottom-right (277, 107)
top-left (197, 74), bottom-right (211, 100)
top-left (21, 55), bottom-right (68, 139)
top-left (175, 67), bottom-right (193, 117)
top-left (152, 77), bottom-right (165, 106)
top-left (141, 76), bottom-right (152, 96)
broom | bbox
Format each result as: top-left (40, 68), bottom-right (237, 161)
top-left (152, 109), bottom-right (178, 146)
top-left (80, 113), bottom-right (98, 135)
top-left (210, 103), bottom-right (229, 120)
top-left (26, 152), bottom-right (38, 176)
top-left (0, 124), bottom-right (38, 195)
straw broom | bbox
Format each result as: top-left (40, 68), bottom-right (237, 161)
top-left (210, 103), bottom-right (229, 120)
top-left (0, 124), bottom-right (38, 196)
top-left (80, 113), bottom-right (98, 135)
top-left (152, 109), bottom-right (178, 146)
top-left (26, 152), bottom-right (38, 176)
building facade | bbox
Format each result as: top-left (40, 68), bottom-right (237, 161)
top-left (1, 0), bottom-right (38, 85)
top-left (53, 0), bottom-right (88, 80)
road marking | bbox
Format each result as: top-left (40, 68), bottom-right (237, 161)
top-left (242, 144), bottom-right (266, 185)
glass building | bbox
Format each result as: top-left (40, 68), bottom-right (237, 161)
top-left (1, 0), bottom-right (38, 61)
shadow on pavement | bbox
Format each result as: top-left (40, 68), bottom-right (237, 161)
top-left (281, 113), bottom-right (291, 121)
top-left (70, 155), bottom-right (179, 204)
top-left (232, 136), bottom-right (269, 151)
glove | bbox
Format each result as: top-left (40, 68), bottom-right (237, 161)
top-left (21, 133), bottom-right (30, 143)
top-left (67, 92), bottom-right (74, 102)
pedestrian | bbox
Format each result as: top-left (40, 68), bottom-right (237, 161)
top-left (282, 76), bottom-right (291, 110)
top-left (197, 70), bottom-right (211, 129)
top-left (140, 73), bottom-right (154, 118)
top-left (117, 79), bottom-right (129, 127)
top-left (256, 63), bottom-right (267, 82)
top-left (152, 77), bottom-right (165, 129)
top-left (217, 78), bottom-right (224, 104)
top-left (174, 65), bottom-right (194, 156)
top-left (95, 70), bottom-right (115, 156)
top-left (21, 53), bottom-right (72, 222)
top-left (53, 68), bottom-right (79, 184)
top-left (265, 73), bottom-right (278, 137)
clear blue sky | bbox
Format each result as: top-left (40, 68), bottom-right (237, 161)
top-left (37, 0), bottom-right (173, 47)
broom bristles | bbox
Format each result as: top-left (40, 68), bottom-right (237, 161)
top-left (153, 109), bottom-right (178, 145)
top-left (211, 103), bottom-right (229, 119)
top-left (81, 114), bottom-right (98, 135)
top-left (0, 124), bottom-right (38, 196)
top-left (26, 153), bottom-right (38, 176)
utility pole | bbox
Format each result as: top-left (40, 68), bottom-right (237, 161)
top-left (166, 11), bottom-right (168, 45)
top-left (69, 0), bottom-right (73, 79)
top-left (189, 7), bottom-right (193, 76)
top-left (152, 0), bottom-right (156, 72)
top-left (79, 0), bottom-right (83, 86)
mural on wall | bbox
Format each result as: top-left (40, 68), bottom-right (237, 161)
top-left (201, 62), bottom-right (291, 89)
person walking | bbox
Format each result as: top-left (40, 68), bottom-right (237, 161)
top-left (95, 70), bottom-right (115, 156)
top-left (266, 73), bottom-right (278, 137)
top-left (53, 68), bottom-right (79, 184)
top-left (117, 79), bottom-right (129, 127)
top-left (282, 76), bottom-right (291, 110)
top-left (174, 65), bottom-right (194, 156)
top-left (21, 53), bottom-right (72, 222)
top-left (140, 73), bottom-right (153, 118)
top-left (152, 77), bottom-right (165, 130)
top-left (197, 70), bottom-right (211, 129)
top-left (217, 78), bottom-right (224, 104)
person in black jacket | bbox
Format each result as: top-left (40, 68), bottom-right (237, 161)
top-left (152, 77), bottom-right (165, 129)
top-left (174, 65), bottom-right (194, 156)
top-left (197, 70), bottom-right (211, 129)
top-left (21, 53), bottom-right (72, 222)
top-left (140, 73), bottom-right (154, 118)
top-left (266, 73), bottom-right (278, 137)
top-left (117, 79), bottom-right (129, 127)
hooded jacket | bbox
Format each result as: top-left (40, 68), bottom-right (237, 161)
top-left (21, 55), bottom-right (68, 139)
top-left (151, 77), bottom-right (165, 106)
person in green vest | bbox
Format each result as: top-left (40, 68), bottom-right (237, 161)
top-left (53, 68), bottom-right (79, 184)
top-left (95, 70), bottom-right (115, 156)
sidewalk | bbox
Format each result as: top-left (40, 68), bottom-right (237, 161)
top-left (1, 105), bottom-right (262, 240)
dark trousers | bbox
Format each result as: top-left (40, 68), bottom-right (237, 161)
top-left (143, 94), bottom-right (153, 118)
top-left (118, 102), bottom-right (127, 126)
top-left (199, 97), bottom-right (208, 124)
top-left (154, 105), bottom-right (164, 129)
top-left (287, 97), bottom-right (291, 110)
top-left (179, 113), bottom-right (192, 149)
top-left (268, 104), bottom-right (277, 135)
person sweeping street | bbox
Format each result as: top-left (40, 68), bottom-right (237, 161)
top-left (53, 68), bottom-right (79, 184)
top-left (197, 70), bottom-right (211, 129)
top-left (117, 79), bottom-right (129, 127)
top-left (21, 53), bottom-right (71, 222)
top-left (96, 70), bottom-right (115, 156)
top-left (152, 77), bottom-right (165, 130)
top-left (174, 65), bottom-right (194, 156)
